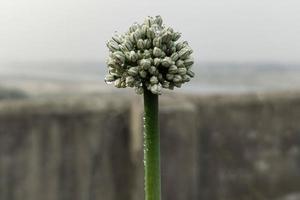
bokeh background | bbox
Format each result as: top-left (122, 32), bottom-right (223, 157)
top-left (1, 0), bottom-right (300, 200)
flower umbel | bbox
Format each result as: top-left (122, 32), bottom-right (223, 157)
top-left (105, 16), bottom-right (194, 95)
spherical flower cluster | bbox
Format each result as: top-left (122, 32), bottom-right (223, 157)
top-left (105, 16), bottom-right (194, 95)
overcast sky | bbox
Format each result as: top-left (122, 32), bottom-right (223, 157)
top-left (1, 0), bottom-right (300, 63)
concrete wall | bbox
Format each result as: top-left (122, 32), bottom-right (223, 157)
top-left (0, 93), bottom-right (300, 200)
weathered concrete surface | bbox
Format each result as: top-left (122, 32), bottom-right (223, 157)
top-left (191, 93), bottom-right (300, 200)
top-left (0, 95), bottom-right (133, 200)
top-left (0, 92), bottom-right (300, 200)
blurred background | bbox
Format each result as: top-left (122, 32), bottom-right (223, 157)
top-left (1, 0), bottom-right (300, 200)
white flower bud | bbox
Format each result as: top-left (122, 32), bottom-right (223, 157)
top-left (124, 40), bottom-right (133, 50)
top-left (144, 39), bottom-right (152, 49)
top-left (112, 51), bottom-right (125, 64)
top-left (182, 75), bottom-right (191, 82)
top-left (162, 81), bottom-right (170, 88)
top-left (143, 50), bottom-right (152, 58)
top-left (162, 31), bottom-right (173, 43)
top-left (140, 59), bottom-right (151, 70)
top-left (126, 76), bottom-right (135, 86)
top-left (150, 84), bottom-right (162, 94)
top-left (161, 57), bottom-right (173, 67)
top-left (130, 51), bottom-right (138, 62)
top-left (178, 68), bottom-right (187, 75)
top-left (175, 42), bottom-right (186, 51)
top-left (112, 34), bottom-right (122, 44)
top-left (137, 39), bottom-right (144, 50)
top-left (170, 52), bottom-right (179, 61)
top-left (135, 86), bottom-right (144, 94)
top-left (166, 73), bottom-right (174, 80)
top-left (150, 76), bottom-right (158, 85)
top-left (107, 40), bottom-right (120, 52)
top-left (133, 30), bottom-right (141, 42)
top-left (168, 65), bottom-right (178, 74)
top-left (141, 25), bottom-right (149, 36)
top-left (147, 28), bottom-right (156, 39)
top-left (184, 57), bottom-right (194, 67)
top-left (153, 37), bottom-right (162, 47)
top-left (186, 70), bottom-right (195, 78)
top-left (155, 15), bottom-right (163, 26)
top-left (144, 17), bottom-right (153, 27)
top-left (119, 44), bottom-right (128, 52)
top-left (153, 58), bottom-right (161, 66)
top-left (172, 32), bottom-right (181, 41)
top-left (149, 66), bottom-right (157, 75)
top-left (176, 59), bottom-right (185, 68)
top-left (129, 23), bottom-right (139, 32)
top-left (114, 78), bottom-right (122, 88)
top-left (128, 67), bottom-right (139, 76)
top-left (173, 75), bottom-right (182, 83)
top-left (105, 75), bottom-right (115, 83)
top-left (153, 47), bottom-right (163, 57)
top-left (139, 70), bottom-right (147, 78)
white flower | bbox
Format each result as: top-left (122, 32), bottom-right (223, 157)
top-left (105, 16), bottom-right (195, 95)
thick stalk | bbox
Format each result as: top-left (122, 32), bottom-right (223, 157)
top-left (143, 89), bottom-right (161, 200)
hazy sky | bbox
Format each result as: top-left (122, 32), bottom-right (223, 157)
top-left (1, 0), bottom-right (300, 63)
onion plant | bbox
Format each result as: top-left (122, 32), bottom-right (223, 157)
top-left (105, 16), bottom-right (194, 200)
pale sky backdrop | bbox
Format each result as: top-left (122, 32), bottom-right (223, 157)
top-left (1, 0), bottom-right (300, 63)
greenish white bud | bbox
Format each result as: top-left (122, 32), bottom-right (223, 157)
top-left (147, 28), bottom-right (156, 39)
top-left (176, 42), bottom-right (185, 51)
top-left (176, 59), bottom-right (185, 68)
top-left (162, 81), bottom-right (170, 88)
top-left (139, 70), bottom-right (147, 78)
top-left (153, 37), bottom-right (162, 47)
top-left (126, 76), bottom-right (135, 87)
top-left (166, 73), bottom-right (174, 80)
top-left (182, 75), bottom-right (191, 82)
top-left (129, 23), bottom-right (139, 32)
top-left (173, 75), bottom-right (182, 83)
top-left (186, 70), bottom-right (195, 77)
top-left (114, 78), bottom-right (122, 88)
top-left (162, 31), bottom-right (173, 43)
top-left (153, 47), bottom-right (163, 57)
top-left (135, 86), bottom-right (143, 94)
top-left (128, 67), bottom-right (139, 76)
top-left (184, 57), bottom-right (194, 66)
top-left (178, 68), bottom-right (187, 75)
top-left (170, 52), bottom-right (179, 61)
top-left (105, 74), bottom-right (115, 83)
top-left (149, 66), bottom-right (157, 75)
top-left (137, 39), bottom-right (144, 50)
top-left (112, 34), bottom-right (122, 44)
top-left (130, 51), bottom-right (138, 62)
top-left (153, 58), bottom-right (161, 66)
top-left (150, 84), bottom-right (162, 94)
top-left (150, 76), bottom-right (158, 84)
top-left (155, 15), bottom-right (163, 26)
top-left (172, 32), bottom-right (181, 41)
top-left (112, 51), bottom-right (125, 64)
top-left (168, 65), bottom-right (178, 74)
top-left (144, 17), bottom-right (153, 27)
top-left (140, 59), bottom-right (151, 70)
top-left (143, 50), bottom-right (152, 58)
top-left (161, 57), bottom-right (173, 67)
top-left (144, 39), bottom-right (152, 49)
top-left (107, 40), bottom-right (120, 52)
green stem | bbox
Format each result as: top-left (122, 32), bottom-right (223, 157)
top-left (143, 89), bottom-right (161, 200)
